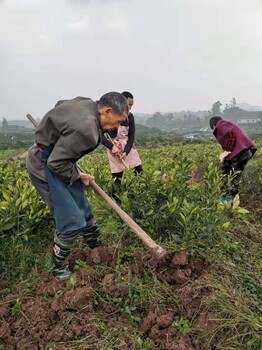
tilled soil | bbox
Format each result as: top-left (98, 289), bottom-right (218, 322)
top-left (0, 247), bottom-right (215, 350)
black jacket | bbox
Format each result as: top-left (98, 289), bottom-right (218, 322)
top-left (101, 113), bottom-right (135, 155)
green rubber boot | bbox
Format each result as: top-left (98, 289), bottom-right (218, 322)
top-left (82, 220), bottom-right (102, 248)
top-left (52, 232), bottom-right (74, 281)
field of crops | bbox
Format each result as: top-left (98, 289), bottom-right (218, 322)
top-left (0, 140), bottom-right (261, 349)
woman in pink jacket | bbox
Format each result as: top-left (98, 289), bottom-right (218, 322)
top-left (102, 92), bottom-right (142, 204)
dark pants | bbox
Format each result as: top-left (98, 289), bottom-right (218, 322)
top-left (112, 165), bottom-right (143, 203)
top-left (29, 172), bottom-right (94, 237)
top-left (221, 149), bottom-right (253, 197)
top-left (30, 149), bottom-right (94, 239)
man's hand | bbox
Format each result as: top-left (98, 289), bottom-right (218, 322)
top-left (79, 172), bottom-right (95, 186)
top-left (219, 151), bottom-right (231, 163)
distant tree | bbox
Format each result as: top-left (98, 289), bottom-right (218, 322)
top-left (146, 112), bottom-right (163, 128)
top-left (166, 113), bottom-right (174, 122)
top-left (2, 117), bottom-right (8, 129)
top-left (230, 97), bottom-right (237, 107)
top-left (211, 101), bottom-right (222, 116)
top-left (223, 98), bottom-right (242, 122)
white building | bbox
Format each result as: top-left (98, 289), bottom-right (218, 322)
top-left (237, 117), bottom-right (261, 124)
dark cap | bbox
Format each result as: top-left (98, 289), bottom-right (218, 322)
top-left (210, 116), bottom-right (222, 129)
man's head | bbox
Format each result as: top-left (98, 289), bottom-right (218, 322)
top-left (98, 92), bottom-right (129, 131)
top-left (210, 116), bottom-right (222, 130)
top-left (122, 91), bottom-right (134, 110)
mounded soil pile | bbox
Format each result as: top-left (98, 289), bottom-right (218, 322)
top-left (0, 247), bottom-right (215, 350)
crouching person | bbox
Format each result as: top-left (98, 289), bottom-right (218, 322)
top-left (210, 116), bottom-right (257, 202)
top-left (26, 92), bottom-right (128, 281)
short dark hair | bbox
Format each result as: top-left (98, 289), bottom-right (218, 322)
top-left (122, 91), bottom-right (133, 99)
top-left (210, 116), bottom-right (222, 129)
top-left (99, 92), bottom-right (129, 115)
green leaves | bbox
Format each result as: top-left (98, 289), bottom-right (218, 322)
top-left (217, 194), bottom-right (250, 215)
top-left (11, 298), bottom-right (22, 316)
top-left (0, 161), bottom-right (49, 237)
top-left (232, 195), bottom-right (250, 214)
top-left (172, 318), bottom-right (190, 336)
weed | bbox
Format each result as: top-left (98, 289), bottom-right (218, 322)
top-left (69, 276), bottom-right (78, 290)
top-left (172, 318), bottom-right (191, 336)
top-left (73, 259), bottom-right (88, 271)
top-left (11, 298), bottom-right (22, 316)
top-left (137, 337), bottom-right (151, 349)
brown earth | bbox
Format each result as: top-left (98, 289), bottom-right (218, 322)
top-left (0, 247), bottom-right (216, 350)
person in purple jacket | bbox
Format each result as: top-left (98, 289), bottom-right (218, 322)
top-left (210, 116), bottom-right (257, 202)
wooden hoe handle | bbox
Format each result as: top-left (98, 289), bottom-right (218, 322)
top-left (90, 181), bottom-right (161, 250)
top-left (27, 114), bottom-right (38, 128)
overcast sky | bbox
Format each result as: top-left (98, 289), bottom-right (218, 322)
top-left (1, 0), bottom-right (262, 119)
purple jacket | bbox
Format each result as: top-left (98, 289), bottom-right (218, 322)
top-left (213, 120), bottom-right (257, 160)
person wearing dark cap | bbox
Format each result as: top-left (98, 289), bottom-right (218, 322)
top-left (26, 92), bottom-right (129, 281)
top-left (210, 116), bottom-right (257, 202)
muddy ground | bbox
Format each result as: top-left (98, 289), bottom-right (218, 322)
top-left (0, 247), bottom-right (216, 350)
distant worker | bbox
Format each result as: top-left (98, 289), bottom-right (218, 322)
top-left (26, 92), bottom-right (128, 281)
top-left (102, 91), bottom-right (142, 203)
top-left (210, 116), bottom-right (257, 202)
